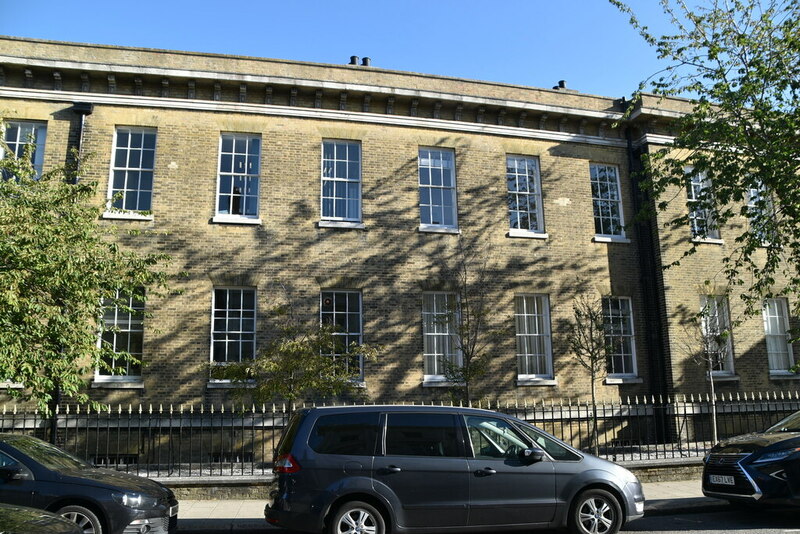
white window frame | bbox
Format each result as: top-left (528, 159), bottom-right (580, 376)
top-left (763, 298), bottom-right (795, 375)
top-left (687, 171), bottom-right (721, 240)
top-left (95, 291), bottom-right (144, 383)
top-left (746, 181), bottom-right (775, 244)
top-left (320, 290), bottom-right (364, 380)
top-left (418, 148), bottom-right (458, 232)
top-left (106, 127), bottom-right (157, 217)
top-left (1, 120), bottom-right (47, 178)
top-left (603, 296), bottom-right (638, 377)
top-left (321, 140), bottom-right (362, 224)
top-left (514, 294), bottom-right (553, 379)
top-left (590, 163), bottom-right (625, 238)
top-left (211, 287), bottom-right (257, 364)
top-left (700, 295), bottom-right (735, 375)
top-left (422, 292), bottom-right (461, 381)
top-left (507, 155), bottom-right (545, 237)
top-left (213, 133), bottom-right (261, 224)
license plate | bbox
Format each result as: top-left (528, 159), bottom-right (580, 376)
top-left (709, 474), bottom-right (735, 486)
top-left (170, 504), bottom-right (179, 517)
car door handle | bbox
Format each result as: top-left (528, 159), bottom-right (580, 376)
top-left (379, 465), bottom-right (402, 474)
top-left (475, 468), bottom-right (497, 476)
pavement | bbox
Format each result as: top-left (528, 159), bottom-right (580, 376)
top-left (176, 478), bottom-right (730, 532)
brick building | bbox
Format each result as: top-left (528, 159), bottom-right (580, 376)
top-left (0, 36), bottom-right (796, 406)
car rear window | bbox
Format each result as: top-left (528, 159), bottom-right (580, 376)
top-left (275, 412), bottom-right (304, 457)
top-left (309, 412), bottom-right (380, 456)
top-left (385, 413), bottom-right (461, 457)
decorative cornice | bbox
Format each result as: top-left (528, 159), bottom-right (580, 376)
top-left (633, 133), bottom-right (675, 147)
top-left (0, 54), bottom-right (624, 121)
top-left (0, 87), bottom-right (629, 148)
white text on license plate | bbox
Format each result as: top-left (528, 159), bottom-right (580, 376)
top-left (709, 474), bottom-right (734, 485)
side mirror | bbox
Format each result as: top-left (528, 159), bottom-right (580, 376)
top-left (0, 464), bottom-right (30, 481)
top-left (519, 447), bottom-right (545, 464)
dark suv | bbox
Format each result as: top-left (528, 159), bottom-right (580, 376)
top-left (265, 405), bottom-right (644, 534)
top-left (703, 409), bottom-right (800, 507)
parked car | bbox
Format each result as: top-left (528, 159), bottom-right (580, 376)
top-left (703, 409), bottom-right (800, 507)
top-left (0, 503), bottom-right (82, 534)
top-left (264, 405), bottom-right (645, 534)
top-left (0, 433), bottom-right (179, 534)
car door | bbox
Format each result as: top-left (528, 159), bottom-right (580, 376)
top-left (372, 412), bottom-right (469, 529)
top-left (0, 449), bottom-right (35, 507)
top-left (464, 414), bottom-right (556, 527)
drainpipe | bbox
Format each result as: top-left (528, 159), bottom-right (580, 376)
top-left (626, 126), bottom-right (670, 400)
top-left (70, 102), bottom-right (93, 183)
top-left (47, 102), bottom-right (94, 442)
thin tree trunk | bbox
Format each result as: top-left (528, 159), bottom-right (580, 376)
top-left (591, 374), bottom-right (599, 456)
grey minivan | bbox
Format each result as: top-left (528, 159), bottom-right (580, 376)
top-left (264, 405), bottom-right (644, 534)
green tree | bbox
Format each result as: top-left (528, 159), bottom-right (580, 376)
top-left (564, 293), bottom-right (611, 456)
top-left (611, 0), bottom-right (800, 316)
top-left (213, 283), bottom-right (380, 403)
top-left (0, 129), bottom-right (170, 414)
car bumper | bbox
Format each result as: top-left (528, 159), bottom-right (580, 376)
top-left (703, 455), bottom-right (800, 507)
top-left (114, 502), bottom-right (179, 534)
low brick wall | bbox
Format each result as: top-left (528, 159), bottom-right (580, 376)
top-left (160, 458), bottom-right (706, 500)
top-left (623, 458), bottom-right (705, 483)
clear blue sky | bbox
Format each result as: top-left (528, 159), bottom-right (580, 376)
top-left (0, 0), bottom-right (672, 99)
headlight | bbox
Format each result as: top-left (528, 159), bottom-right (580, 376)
top-left (112, 492), bottom-right (159, 509)
top-left (751, 447), bottom-right (800, 465)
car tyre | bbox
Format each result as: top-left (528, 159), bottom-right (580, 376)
top-left (569, 488), bottom-right (622, 534)
top-left (57, 505), bottom-right (103, 534)
top-left (329, 500), bottom-right (385, 534)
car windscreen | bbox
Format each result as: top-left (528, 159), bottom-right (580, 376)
top-left (765, 410), bottom-right (800, 433)
top-left (514, 422), bottom-right (582, 461)
top-left (6, 436), bottom-right (91, 471)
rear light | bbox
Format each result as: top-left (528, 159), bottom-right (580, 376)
top-left (274, 453), bottom-right (301, 474)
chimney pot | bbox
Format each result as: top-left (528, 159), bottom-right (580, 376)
top-left (349, 56), bottom-right (359, 65)
top-left (361, 57), bottom-right (371, 67)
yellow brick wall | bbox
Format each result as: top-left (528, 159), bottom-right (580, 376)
top-left (2, 97), bottom-right (652, 405)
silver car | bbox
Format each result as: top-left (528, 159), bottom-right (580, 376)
top-left (265, 405), bottom-right (644, 534)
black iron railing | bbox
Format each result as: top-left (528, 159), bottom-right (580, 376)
top-left (1, 391), bottom-right (798, 477)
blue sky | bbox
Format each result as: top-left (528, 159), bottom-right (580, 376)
top-left (0, 0), bottom-right (672, 98)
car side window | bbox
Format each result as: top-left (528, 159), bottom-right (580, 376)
top-left (515, 423), bottom-right (582, 462)
top-left (385, 413), bottom-right (461, 457)
top-left (0, 451), bottom-right (16, 467)
top-left (465, 415), bottom-right (532, 460)
top-left (308, 412), bottom-right (380, 456)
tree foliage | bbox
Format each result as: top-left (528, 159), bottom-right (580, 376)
top-left (212, 284), bottom-right (380, 403)
top-left (611, 0), bottom-right (800, 315)
top-left (0, 132), bottom-right (170, 412)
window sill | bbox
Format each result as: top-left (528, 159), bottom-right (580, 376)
top-left (92, 379), bottom-right (144, 389)
top-left (102, 211), bottom-right (153, 222)
top-left (422, 378), bottom-right (463, 387)
top-left (211, 215), bottom-right (262, 225)
top-left (317, 220), bottom-right (366, 230)
top-left (0, 381), bottom-right (24, 389)
top-left (605, 376), bottom-right (643, 385)
top-left (516, 377), bottom-right (557, 387)
top-left (593, 235), bottom-right (630, 244)
top-left (769, 372), bottom-right (800, 380)
top-left (207, 379), bottom-right (255, 389)
top-left (508, 229), bottom-right (548, 240)
top-left (418, 225), bottom-right (460, 235)
top-left (707, 373), bottom-right (739, 382)
top-left (692, 237), bottom-right (724, 245)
